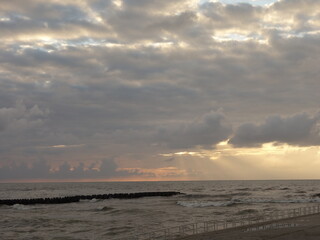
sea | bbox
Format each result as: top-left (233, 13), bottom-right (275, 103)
top-left (1, 180), bottom-right (320, 240)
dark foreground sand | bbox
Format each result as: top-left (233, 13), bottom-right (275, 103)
top-left (178, 213), bottom-right (320, 240)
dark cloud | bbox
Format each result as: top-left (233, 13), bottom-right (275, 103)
top-left (230, 112), bottom-right (320, 147)
top-left (157, 111), bottom-right (232, 149)
top-left (200, 2), bottom-right (262, 28)
top-left (0, 101), bottom-right (50, 162)
top-left (121, 0), bottom-right (185, 11)
top-left (272, 0), bottom-right (319, 12)
top-left (0, 158), bottom-right (135, 180)
top-left (0, 101), bottom-right (48, 132)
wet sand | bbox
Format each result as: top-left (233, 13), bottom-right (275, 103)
top-left (178, 213), bottom-right (320, 240)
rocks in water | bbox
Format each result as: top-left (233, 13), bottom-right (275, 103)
top-left (312, 193), bottom-right (320, 198)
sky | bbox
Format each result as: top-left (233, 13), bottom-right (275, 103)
top-left (0, 0), bottom-right (319, 182)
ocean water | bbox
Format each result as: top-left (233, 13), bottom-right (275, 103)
top-left (1, 180), bottom-right (320, 239)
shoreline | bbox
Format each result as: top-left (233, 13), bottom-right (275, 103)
top-left (178, 213), bottom-right (320, 240)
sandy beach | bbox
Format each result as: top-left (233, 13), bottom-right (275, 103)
top-left (178, 213), bottom-right (320, 240)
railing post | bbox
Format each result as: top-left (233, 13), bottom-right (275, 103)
top-left (299, 207), bottom-right (302, 215)
top-left (164, 229), bottom-right (167, 240)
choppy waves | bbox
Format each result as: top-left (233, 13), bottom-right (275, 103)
top-left (177, 200), bottom-right (237, 207)
top-left (182, 192), bottom-right (251, 199)
top-left (3, 180), bottom-right (320, 240)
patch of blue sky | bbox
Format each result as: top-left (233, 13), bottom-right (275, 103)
top-left (199, 0), bottom-right (278, 6)
top-left (43, 38), bottom-right (112, 50)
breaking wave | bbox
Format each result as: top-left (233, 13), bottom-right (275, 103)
top-left (12, 204), bottom-right (31, 210)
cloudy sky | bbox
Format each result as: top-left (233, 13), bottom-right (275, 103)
top-left (0, 0), bottom-right (319, 182)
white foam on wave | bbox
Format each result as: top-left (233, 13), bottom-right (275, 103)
top-left (12, 204), bottom-right (30, 210)
top-left (95, 206), bottom-right (114, 211)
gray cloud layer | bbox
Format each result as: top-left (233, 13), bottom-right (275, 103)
top-left (230, 112), bottom-right (320, 147)
top-left (157, 111), bottom-right (232, 149)
top-left (0, 0), bottom-right (319, 180)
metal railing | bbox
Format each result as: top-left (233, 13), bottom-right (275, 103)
top-left (244, 222), bottom-right (299, 232)
top-left (120, 205), bottom-right (320, 240)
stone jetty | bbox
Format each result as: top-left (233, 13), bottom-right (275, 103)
top-left (0, 191), bottom-right (181, 205)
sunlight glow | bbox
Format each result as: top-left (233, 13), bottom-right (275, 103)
top-left (113, 0), bottom-right (123, 9)
top-left (52, 145), bottom-right (67, 148)
top-left (212, 33), bottom-right (267, 44)
top-left (0, 17), bottom-right (11, 22)
top-left (118, 167), bottom-right (187, 178)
